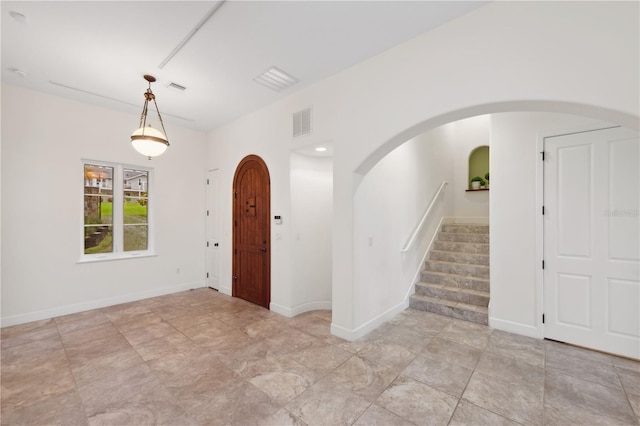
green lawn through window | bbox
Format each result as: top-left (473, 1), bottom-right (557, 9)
top-left (100, 201), bottom-right (147, 217)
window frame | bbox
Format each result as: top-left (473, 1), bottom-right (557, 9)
top-left (79, 160), bottom-right (155, 263)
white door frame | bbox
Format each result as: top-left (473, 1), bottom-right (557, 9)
top-left (206, 168), bottom-right (221, 290)
top-left (535, 123), bottom-right (621, 340)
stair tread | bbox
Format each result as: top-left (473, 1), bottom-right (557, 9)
top-left (422, 270), bottom-right (490, 282)
top-left (435, 241), bottom-right (490, 246)
top-left (439, 235), bottom-right (489, 242)
top-left (439, 229), bottom-right (490, 236)
top-left (431, 249), bottom-right (489, 257)
top-left (439, 238), bottom-right (490, 243)
top-left (440, 231), bottom-right (489, 235)
top-left (415, 282), bottom-right (489, 297)
top-left (410, 294), bottom-right (488, 313)
top-left (446, 223), bottom-right (488, 225)
top-left (425, 259), bottom-right (489, 268)
top-left (427, 249), bottom-right (489, 265)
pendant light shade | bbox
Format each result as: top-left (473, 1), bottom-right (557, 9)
top-left (131, 126), bottom-right (169, 157)
top-left (131, 75), bottom-right (170, 159)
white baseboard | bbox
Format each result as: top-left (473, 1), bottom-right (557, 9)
top-left (218, 286), bottom-right (232, 296)
top-left (330, 322), bottom-right (356, 341)
top-left (489, 316), bottom-right (542, 339)
top-left (1, 281), bottom-right (205, 328)
top-left (331, 300), bottom-right (408, 341)
top-left (270, 300), bottom-right (332, 318)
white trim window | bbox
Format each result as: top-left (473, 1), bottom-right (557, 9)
top-left (81, 161), bottom-right (154, 261)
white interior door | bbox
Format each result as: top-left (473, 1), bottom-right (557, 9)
top-left (206, 169), bottom-right (220, 290)
top-left (544, 127), bottom-right (639, 359)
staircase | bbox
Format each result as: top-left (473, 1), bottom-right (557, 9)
top-left (409, 223), bottom-right (490, 325)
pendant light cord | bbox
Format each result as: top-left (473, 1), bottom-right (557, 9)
top-left (137, 80), bottom-right (170, 145)
top-left (151, 93), bottom-right (170, 145)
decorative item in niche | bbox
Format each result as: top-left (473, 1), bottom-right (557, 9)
top-left (485, 172), bottom-right (490, 188)
top-left (470, 176), bottom-right (485, 190)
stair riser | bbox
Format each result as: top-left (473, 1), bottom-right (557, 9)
top-left (441, 224), bottom-right (489, 234)
top-left (409, 297), bottom-right (488, 325)
top-left (415, 284), bottom-right (489, 307)
top-left (430, 251), bottom-right (489, 266)
top-left (433, 241), bottom-right (489, 254)
top-left (424, 261), bottom-right (490, 279)
top-left (421, 272), bottom-right (489, 292)
top-left (438, 233), bottom-right (490, 244)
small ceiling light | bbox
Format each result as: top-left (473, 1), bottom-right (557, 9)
top-left (315, 147), bottom-right (327, 152)
top-left (131, 75), bottom-right (170, 159)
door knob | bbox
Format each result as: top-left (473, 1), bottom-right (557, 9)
top-left (259, 247), bottom-right (267, 253)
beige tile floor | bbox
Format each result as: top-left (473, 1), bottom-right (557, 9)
top-left (1, 288), bottom-right (639, 425)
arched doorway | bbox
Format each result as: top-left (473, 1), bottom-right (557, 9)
top-left (232, 155), bottom-right (271, 309)
top-left (336, 103), bottom-right (639, 348)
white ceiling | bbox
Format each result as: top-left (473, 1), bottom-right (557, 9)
top-left (1, 1), bottom-right (486, 133)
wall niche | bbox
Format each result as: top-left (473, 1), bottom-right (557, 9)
top-left (468, 145), bottom-right (489, 191)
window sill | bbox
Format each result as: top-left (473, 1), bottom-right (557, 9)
top-left (77, 252), bottom-right (157, 264)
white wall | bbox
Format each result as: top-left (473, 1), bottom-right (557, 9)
top-left (206, 1), bottom-right (638, 339)
top-left (353, 126), bottom-right (454, 333)
top-left (288, 153), bottom-right (333, 315)
top-left (204, 108), bottom-right (294, 310)
top-left (1, 84), bottom-right (208, 326)
top-left (333, 0), bottom-right (638, 338)
top-left (449, 116), bottom-right (490, 219)
top-left (489, 112), bottom-right (610, 337)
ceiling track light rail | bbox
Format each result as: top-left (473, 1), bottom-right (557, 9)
top-left (158, 0), bottom-right (226, 69)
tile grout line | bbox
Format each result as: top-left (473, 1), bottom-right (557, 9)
top-left (611, 364), bottom-right (638, 421)
top-left (53, 317), bottom-right (91, 425)
top-left (444, 330), bottom-right (488, 426)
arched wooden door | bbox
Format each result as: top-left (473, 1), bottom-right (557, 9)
top-left (232, 155), bottom-right (271, 309)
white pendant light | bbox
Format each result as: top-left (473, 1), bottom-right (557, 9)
top-left (131, 75), bottom-right (170, 159)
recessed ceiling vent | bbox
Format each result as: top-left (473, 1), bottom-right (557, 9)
top-left (293, 107), bottom-right (312, 138)
top-left (254, 67), bottom-right (298, 92)
top-left (167, 82), bottom-right (186, 91)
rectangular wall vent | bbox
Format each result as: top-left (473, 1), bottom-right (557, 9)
top-left (293, 107), bottom-right (312, 138)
